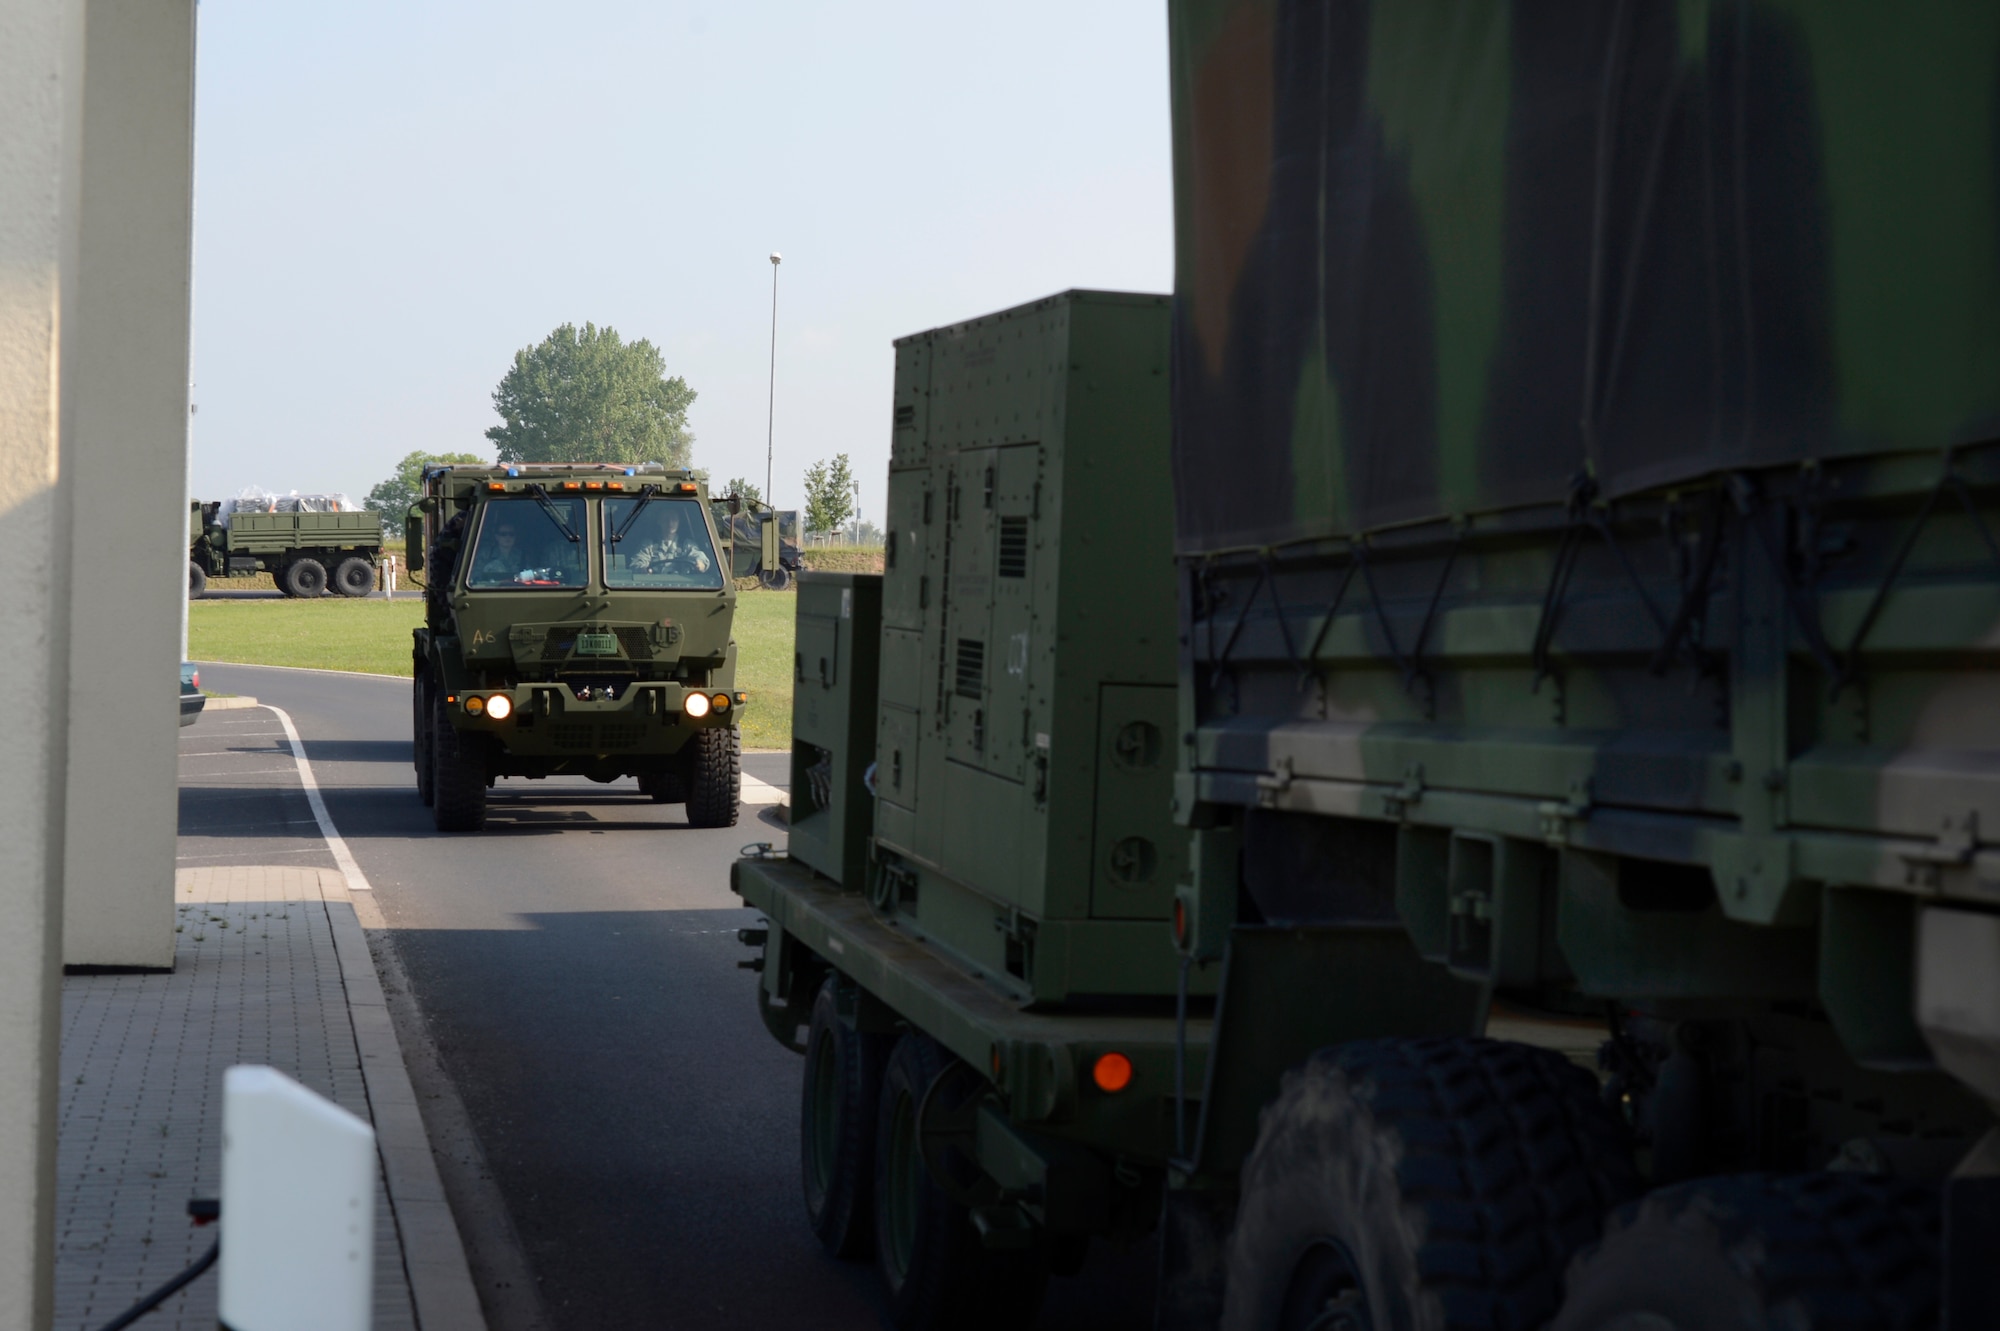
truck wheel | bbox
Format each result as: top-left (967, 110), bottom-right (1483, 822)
top-left (281, 557), bottom-right (328, 598)
top-left (803, 975), bottom-right (889, 1260)
top-left (413, 677), bottom-right (435, 808)
top-left (188, 560), bottom-right (207, 599)
top-left (332, 556), bottom-right (375, 598)
top-left (430, 691), bottom-right (486, 832)
top-left (1552, 1173), bottom-right (1941, 1331)
top-left (760, 565), bottom-right (793, 591)
top-left (873, 1034), bottom-right (1047, 1330)
top-left (1222, 1037), bottom-right (1638, 1331)
top-left (683, 726), bottom-right (740, 828)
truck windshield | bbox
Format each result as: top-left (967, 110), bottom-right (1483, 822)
top-left (603, 497), bottom-right (723, 589)
top-left (464, 497), bottom-right (589, 589)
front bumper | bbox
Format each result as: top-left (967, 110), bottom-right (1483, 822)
top-left (444, 681), bottom-right (747, 757)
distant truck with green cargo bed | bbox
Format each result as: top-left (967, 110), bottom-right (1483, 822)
top-left (187, 498), bottom-right (386, 598)
top-left (407, 462), bottom-right (747, 833)
top-left (731, 5), bottom-right (2000, 1328)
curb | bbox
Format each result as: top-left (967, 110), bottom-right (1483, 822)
top-left (316, 874), bottom-right (488, 1331)
top-left (201, 694), bottom-right (264, 710)
top-left (192, 660), bottom-right (407, 682)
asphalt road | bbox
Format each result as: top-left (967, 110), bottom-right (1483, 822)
top-left (196, 662), bottom-right (1156, 1330)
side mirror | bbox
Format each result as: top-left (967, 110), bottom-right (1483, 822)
top-left (419, 495), bottom-right (440, 514)
top-left (728, 496), bottom-right (742, 515)
top-left (760, 512), bottom-right (780, 573)
top-left (404, 509), bottom-right (425, 572)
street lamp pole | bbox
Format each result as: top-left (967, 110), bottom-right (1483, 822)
top-left (765, 252), bottom-right (781, 507)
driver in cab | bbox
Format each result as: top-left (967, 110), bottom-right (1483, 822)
top-left (626, 506), bottom-right (713, 576)
top-left (474, 513), bottom-right (582, 586)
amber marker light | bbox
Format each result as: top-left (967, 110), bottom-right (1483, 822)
top-left (464, 695), bottom-right (485, 716)
top-left (585, 481), bottom-right (603, 490)
top-left (486, 482), bottom-right (506, 493)
top-left (485, 694), bottom-right (513, 721)
top-left (561, 481), bottom-right (581, 491)
top-left (1173, 898), bottom-right (1190, 949)
top-left (711, 692), bottom-right (731, 712)
top-left (683, 692), bottom-right (711, 719)
top-left (734, 691), bottom-right (748, 705)
top-left (1092, 1052), bottom-right (1134, 1094)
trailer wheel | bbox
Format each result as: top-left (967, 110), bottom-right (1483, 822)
top-left (1552, 1173), bottom-right (1941, 1331)
top-left (759, 565), bottom-right (793, 591)
top-left (413, 676), bottom-right (435, 808)
top-left (430, 690), bottom-right (486, 831)
top-left (873, 1034), bottom-right (1047, 1331)
top-left (281, 557), bottom-right (328, 599)
top-left (1222, 1037), bottom-right (1637, 1331)
top-left (803, 975), bottom-right (889, 1260)
top-left (188, 560), bottom-right (207, 599)
top-left (683, 726), bottom-right (739, 828)
top-left (332, 556), bottom-right (375, 598)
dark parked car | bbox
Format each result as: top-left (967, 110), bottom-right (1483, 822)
top-left (180, 663), bottom-right (205, 727)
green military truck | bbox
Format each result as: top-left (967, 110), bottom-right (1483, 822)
top-left (188, 498), bottom-right (387, 598)
top-left (733, 6), bottom-right (2000, 1329)
top-left (408, 462), bottom-right (746, 833)
top-left (711, 496), bottom-right (804, 589)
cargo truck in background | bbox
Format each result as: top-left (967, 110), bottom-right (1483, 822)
top-left (188, 498), bottom-right (386, 598)
top-left (734, 7), bottom-right (2000, 1330)
top-left (712, 496), bottom-right (804, 589)
top-left (407, 462), bottom-right (746, 833)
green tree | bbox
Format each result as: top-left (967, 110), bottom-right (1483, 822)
top-left (366, 450), bottom-right (489, 533)
top-left (486, 322), bottom-right (696, 469)
top-left (722, 477), bottom-right (764, 506)
top-left (802, 454), bottom-right (855, 538)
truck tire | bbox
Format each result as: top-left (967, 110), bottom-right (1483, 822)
top-left (760, 565), bottom-right (793, 591)
top-left (430, 690), bottom-right (487, 832)
top-left (872, 1034), bottom-right (1047, 1331)
top-left (413, 677), bottom-right (435, 808)
top-left (1551, 1173), bottom-right (1942, 1331)
top-left (1222, 1037), bottom-right (1638, 1331)
top-left (281, 557), bottom-right (328, 599)
top-left (332, 556), bottom-right (375, 598)
top-left (683, 726), bottom-right (740, 828)
top-left (803, 975), bottom-right (889, 1260)
top-left (188, 560), bottom-right (207, 599)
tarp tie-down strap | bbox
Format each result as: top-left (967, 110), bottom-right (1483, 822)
top-left (1295, 557), bottom-right (1361, 690)
top-left (1354, 537), bottom-right (1461, 714)
top-left (1730, 474), bottom-right (1845, 686)
top-left (1834, 455), bottom-right (2000, 700)
top-left (1647, 490), bottom-right (1728, 678)
top-left (1529, 476), bottom-right (1670, 689)
top-left (1206, 560), bottom-right (1269, 690)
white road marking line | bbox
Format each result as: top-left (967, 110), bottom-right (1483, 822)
top-left (263, 702), bottom-right (376, 893)
top-left (740, 774), bottom-right (786, 806)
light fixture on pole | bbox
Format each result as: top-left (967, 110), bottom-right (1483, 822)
top-left (765, 253), bottom-right (781, 507)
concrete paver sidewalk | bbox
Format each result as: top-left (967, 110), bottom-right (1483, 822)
top-left (52, 702), bottom-right (478, 1330)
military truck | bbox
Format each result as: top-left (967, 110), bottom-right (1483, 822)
top-left (407, 462), bottom-right (747, 833)
top-left (733, 6), bottom-right (2000, 1328)
top-left (711, 496), bottom-right (804, 589)
top-left (188, 498), bottom-right (386, 598)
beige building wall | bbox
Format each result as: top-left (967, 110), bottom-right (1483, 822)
top-left (61, 0), bottom-right (198, 969)
top-left (0, 0), bottom-right (85, 1321)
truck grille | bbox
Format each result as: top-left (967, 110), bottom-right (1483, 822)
top-left (549, 722), bottom-right (647, 752)
top-left (955, 639), bottom-right (984, 699)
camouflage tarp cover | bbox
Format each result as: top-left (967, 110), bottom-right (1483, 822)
top-left (1169, 0), bottom-right (2000, 551)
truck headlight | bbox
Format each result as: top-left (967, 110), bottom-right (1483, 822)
top-left (485, 694), bottom-right (513, 721)
top-left (684, 692), bottom-right (711, 719)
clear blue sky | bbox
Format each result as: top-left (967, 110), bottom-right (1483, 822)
top-left (188, 1), bottom-right (1174, 521)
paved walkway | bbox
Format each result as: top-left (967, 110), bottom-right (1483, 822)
top-left (53, 701), bottom-right (479, 1330)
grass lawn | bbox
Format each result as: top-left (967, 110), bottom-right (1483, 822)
top-left (189, 591), bottom-right (798, 750)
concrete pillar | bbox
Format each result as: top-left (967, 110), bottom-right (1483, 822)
top-left (61, 0), bottom-right (198, 969)
top-left (0, 0), bottom-right (84, 1321)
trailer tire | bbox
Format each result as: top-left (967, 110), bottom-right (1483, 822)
top-left (759, 565), bottom-right (793, 591)
top-left (803, 976), bottom-right (889, 1260)
top-left (873, 1034), bottom-right (1047, 1331)
top-left (188, 560), bottom-right (208, 599)
top-left (683, 726), bottom-right (739, 828)
top-left (430, 690), bottom-right (487, 831)
top-left (1222, 1037), bottom-right (1638, 1331)
top-left (332, 556), bottom-right (375, 598)
top-left (413, 676), bottom-right (435, 808)
top-left (281, 557), bottom-right (328, 599)
top-left (1551, 1172), bottom-right (1941, 1331)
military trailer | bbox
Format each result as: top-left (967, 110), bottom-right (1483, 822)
top-left (407, 462), bottom-right (746, 833)
top-left (733, 5), bottom-right (2000, 1329)
top-left (732, 293), bottom-right (1199, 1328)
top-left (188, 498), bottom-right (385, 598)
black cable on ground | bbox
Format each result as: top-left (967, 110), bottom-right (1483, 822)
top-left (93, 1239), bottom-right (219, 1331)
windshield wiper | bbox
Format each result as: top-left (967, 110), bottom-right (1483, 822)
top-left (523, 484), bottom-right (581, 543)
top-left (610, 485), bottom-right (662, 544)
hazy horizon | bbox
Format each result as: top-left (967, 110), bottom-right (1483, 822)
top-left (188, 1), bottom-right (1174, 522)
